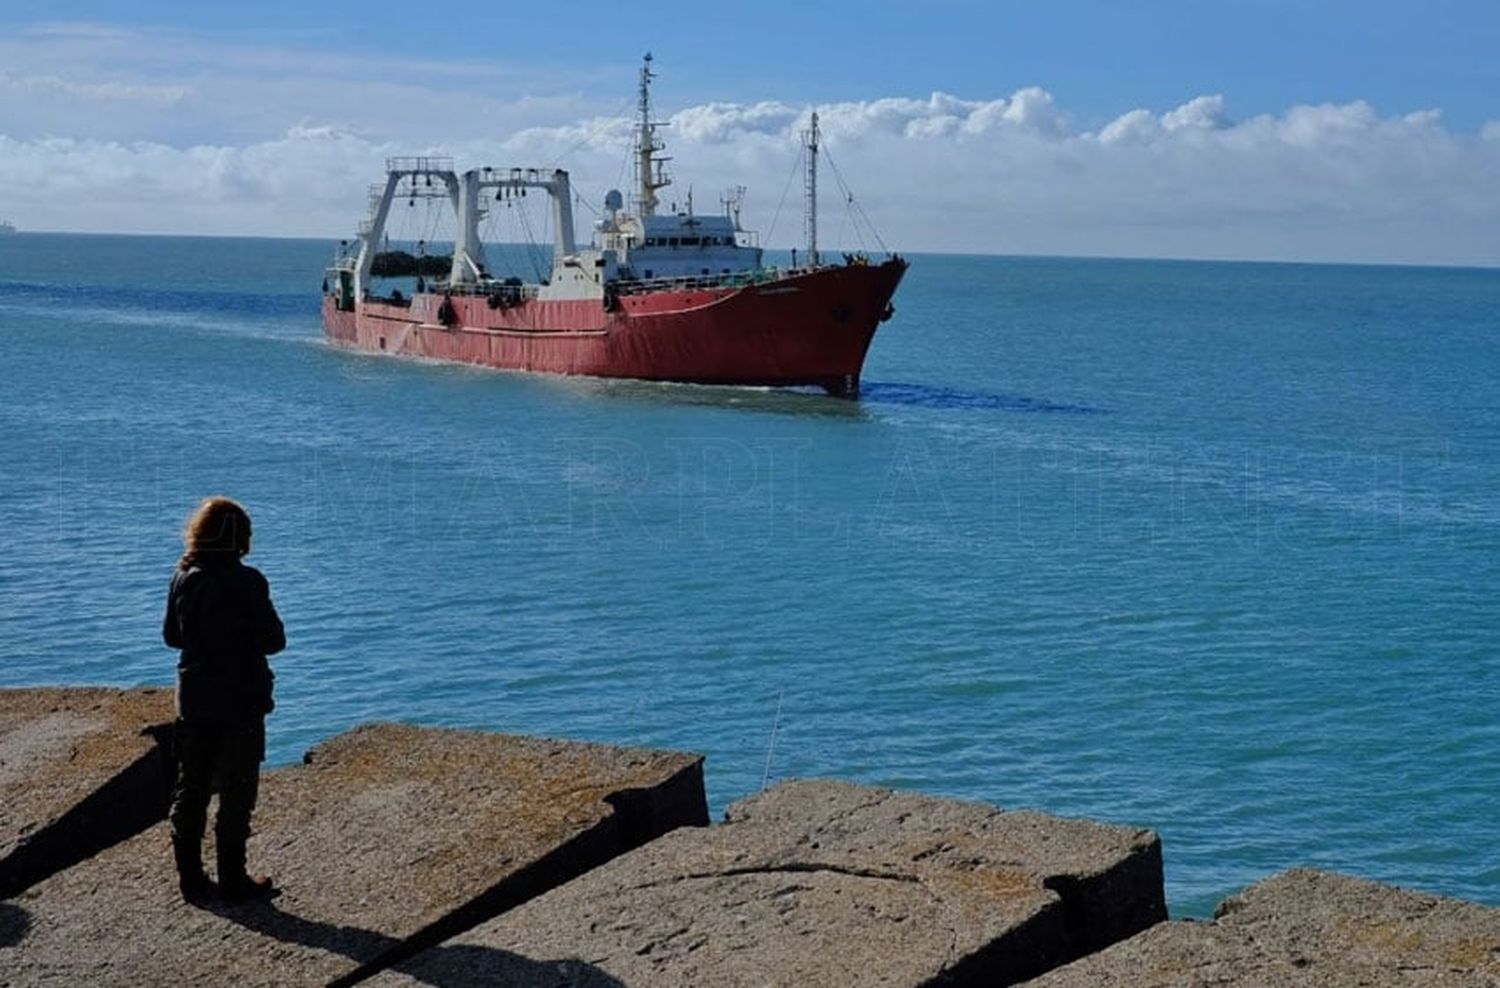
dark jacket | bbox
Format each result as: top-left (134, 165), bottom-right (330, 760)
top-left (163, 557), bottom-right (285, 723)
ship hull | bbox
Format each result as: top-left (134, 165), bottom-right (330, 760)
top-left (323, 260), bottom-right (906, 396)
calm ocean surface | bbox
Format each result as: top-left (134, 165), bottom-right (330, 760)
top-left (1, 232), bottom-right (1496, 916)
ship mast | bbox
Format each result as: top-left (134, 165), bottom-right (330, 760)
top-left (803, 111), bottom-right (820, 267)
top-left (635, 53), bottom-right (672, 217)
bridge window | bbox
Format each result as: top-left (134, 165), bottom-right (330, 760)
top-left (668, 237), bottom-right (680, 246)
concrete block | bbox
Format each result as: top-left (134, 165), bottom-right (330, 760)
top-left (377, 779), bottom-right (1166, 987)
top-left (1023, 869), bottom-right (1500, 986)
top-left (1, 724), bottom-right (707, 986)
top-left (0, 687), bottom-right (175, 898)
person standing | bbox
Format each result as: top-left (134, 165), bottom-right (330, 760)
top-left (162, 496), bottom-right (285, 903)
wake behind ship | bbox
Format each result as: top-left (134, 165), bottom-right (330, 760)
top-left (322, 55), bottom-right (906, 398)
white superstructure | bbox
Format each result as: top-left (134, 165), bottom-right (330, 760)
top-left (597, 52), bottom-right (764, 280)
top-left (334, 54), bottom-right (765, 306)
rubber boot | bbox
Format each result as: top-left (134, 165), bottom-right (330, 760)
top-left (172, 836), bottom-right (213, 903)
top-left (216, 837), bottom-right (274, 903)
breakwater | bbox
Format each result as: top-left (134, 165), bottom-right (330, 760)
top-left (2, 687), bottom-right (1497, 986)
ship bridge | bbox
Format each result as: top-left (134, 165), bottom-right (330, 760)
top-left (598, 210), bottom-right (762, 281)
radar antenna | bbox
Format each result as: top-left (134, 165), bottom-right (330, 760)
top-left (634, 53), bottom-right (673, 217)
top-left (721, 185), bottom-right (747, 230)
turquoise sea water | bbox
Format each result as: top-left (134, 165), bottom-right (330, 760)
top-left (2, 233), bottom-right (1497, 917)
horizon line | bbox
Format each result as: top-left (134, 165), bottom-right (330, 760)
top-left (3, 228), bottom-right (1496, 274)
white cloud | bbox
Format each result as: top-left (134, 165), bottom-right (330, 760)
top-left (1162, 95), bottom-right (1227, 131)
top-left (1097, 95), bottom-right (1226, 145)
top-left (1098, 108), bottom-right (1159, 145)
top-left (505, 116), bottom-right (634, 157)
top-left (1, 83), bottom-right (1497, 265)
top-left (768, 90), bottom-right (1068, 143)
top-left (0, 71), bottom-right (189, 106)
top-left (672, 101), bottom-right (799, 143)
top-left (22, 21), bottom-right (134, 42)
top-left (999, 87), bottom-right (1067, 134)
top-left (1272, 101), bottom-right (1380, 147)
top-left (0, 22), bottom-right (607, 147)
top-left (1402, 109), bottom-right (1443, 128)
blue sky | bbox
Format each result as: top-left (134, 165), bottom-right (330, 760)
top-left (1, 1), bottom-right (1497, 263)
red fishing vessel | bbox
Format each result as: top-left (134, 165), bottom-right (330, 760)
top-left (323, 55), bottom-right (905, 397)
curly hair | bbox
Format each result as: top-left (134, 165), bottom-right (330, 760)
top-left (179, 496), bottom-right (253, 569)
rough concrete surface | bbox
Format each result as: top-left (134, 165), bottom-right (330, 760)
top-left (376, 778), bottom-right (1166, 987)
top-left (1, 723), bottom-right (707, 987)
top-left (0, 686), bottom-right (175, 898)
top-left (1023, 869), bottom-right (1500, 987)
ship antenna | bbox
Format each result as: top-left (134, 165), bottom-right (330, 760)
top-left (635, 53), bottom-right (672, 218)
top-left (802, 110), bottom-right (820, 267)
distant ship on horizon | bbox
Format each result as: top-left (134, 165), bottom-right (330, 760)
top-left (323, 54), bottom-right (905, 398)
top-left (0, 220), bottom-right (16, 235)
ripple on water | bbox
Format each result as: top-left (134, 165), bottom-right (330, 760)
top-left (3, 243), bottom-right (1499, 915)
